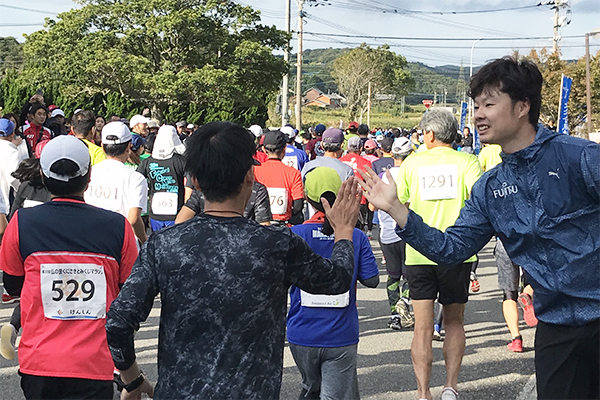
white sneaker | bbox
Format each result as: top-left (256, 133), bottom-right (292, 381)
top-left (0, 324), bottom-right (17, 360)
top-left (441, 386), bottom-right (458, 400)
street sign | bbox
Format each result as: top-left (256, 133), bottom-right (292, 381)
top-left (422, 100), bottom-right (433, 109)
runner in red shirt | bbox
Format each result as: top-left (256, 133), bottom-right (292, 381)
top-left (22, 103), bottom-right (52, 157)
top-left (0, 135), bottom-right (138, 399)
top-left (253, 130), bottom-right (304, 225)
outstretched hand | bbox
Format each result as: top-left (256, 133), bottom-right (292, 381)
top-left (322, 178), bottom-right (361, 241)
top-left (356, 167), bottom-right (409, 229)
top-left (356, 167), bottom-right (400, 213)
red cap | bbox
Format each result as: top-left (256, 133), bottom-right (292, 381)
top-left (348, 121), bottom-right (358, 130)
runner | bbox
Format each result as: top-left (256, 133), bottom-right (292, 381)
top-left (84, 121), bottom-right (148, 243)
top-left (339, 136), bottom-right (372, 234)
top-left (71, 110), bottom-right (106, 166)
top-left (0, 135), bottom-right (138, 399)
top-left (137, 125), bottom-right (186, 231)
top-left (358, 56), bottom-right (600, 400)
top-left (22, 103), bottom-right (52, 157)
top-left (305, 123), bottom-right (326, 160)
top-left (302, 128), bottom-right (354, 183)
top-left (371, 136), bottom-right (395, 175)
top-left (105, 121), bottom-right (361, 399)
top-left (375, 137), bottom-right (414, 330)
top-left (281, 126), bottom-right (309, 172)
top-left (366, 108), bottom-right (483, 400)
top-left (287, 166), bottom-right (379, 399)
top-left (129, 114), bottom-right (150, 138)
top-left (253, 130), bottom-right (304, 225)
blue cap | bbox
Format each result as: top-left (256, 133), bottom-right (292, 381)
top-left (0, 118), bottom-right (15, 136)
top-left (315, 124), bottom-right (326, 134)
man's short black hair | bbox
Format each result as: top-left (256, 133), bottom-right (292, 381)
top-left (72, 110), bottom-right (96, 136)
top-left (42, 159), bottom-right (90, 196)
top-left (103, 141), bottom-right (131, 157)
top-left (469, 56), bottom-right (542, 129)
top-left (185, 121), bottom-right (256, 202)
top-left (28, 102), bottom-right (47, 117)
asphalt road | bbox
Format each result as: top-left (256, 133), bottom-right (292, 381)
top-left (0, 235), bottom-right (537, 399)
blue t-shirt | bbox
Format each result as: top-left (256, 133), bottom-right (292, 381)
top-left (282, 144), bottom-right (309, 171)
top-left (287, 223), bottom-right (379, 347)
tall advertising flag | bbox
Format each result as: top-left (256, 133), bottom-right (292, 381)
top-left (459, 101), bottom-right (468, 131)
top-left (557, 74), bottom-right (573, 134)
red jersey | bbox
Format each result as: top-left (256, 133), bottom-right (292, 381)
top-left (0, 198), bottom-right (138, 380)
top-left (339, 153), bottom-right (372, 205)
top-left (22, 123), bottom-right (52, 155)
top-left (253, 159), bottom-right (303, 222)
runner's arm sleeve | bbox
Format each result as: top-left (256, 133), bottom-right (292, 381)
top-left (292, 199), bottom-right (303, 217)
top-left (3, 273), bottom-right (23, 297)
top-left (395, 179), bottom-right (495, 267)
top-left (253, 183), bottom-right (273, 224)
top-left (0, 213), bottom-right (24, 277)
top-left (106, 237), bottom-right (159, 371)
top-left (284, 233), bottom-right (354, 295)
top-left (357, 232), bottom-right (379, 288)
top-left (119, 220), bottom-right (139, 284)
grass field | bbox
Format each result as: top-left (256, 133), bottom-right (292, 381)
top-left (268, 103), bottom-right (461, 130)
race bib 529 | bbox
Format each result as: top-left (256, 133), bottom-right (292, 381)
top-left (40, 263), bottom-right (107, 320)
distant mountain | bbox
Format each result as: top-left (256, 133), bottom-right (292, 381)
top-left (296, 48), bottom-right (467, 104)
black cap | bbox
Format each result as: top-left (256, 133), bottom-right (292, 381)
top-left (263, 130), bottom-right (286, 149)
top-left (358, 124), bottom-right (370, 135)
top-left (381, 137), bottom-right (394, 153)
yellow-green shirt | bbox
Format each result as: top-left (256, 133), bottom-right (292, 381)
top-left (478, 144), bottom-right (502, 172)
top-left (82, 138), bottom-right (106, 166)
top-left (416, 143), bottom-right (428, 153)
top-left (396, 146), bottom-right (482, 265)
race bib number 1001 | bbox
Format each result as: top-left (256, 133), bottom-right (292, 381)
top-left (418, 164), bottom-right (459, 201)
top-left (40, 263), bottom-right (107, 320)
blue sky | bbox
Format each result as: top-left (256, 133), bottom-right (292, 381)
top-left (1, 0), bottom-right (599, 67)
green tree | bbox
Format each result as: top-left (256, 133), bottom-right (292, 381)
top-left (18, 0), bottom-right (289, 125)
top-left (331, 44), bottom-right (414, 120)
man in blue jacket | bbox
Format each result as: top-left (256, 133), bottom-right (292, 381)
top-left (358, 56), bottom-right (599, 400)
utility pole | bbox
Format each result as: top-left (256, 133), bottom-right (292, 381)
top-left (367, 82), bottom-right (372, 127)
top-left (295, 0), bottom-right (304, 130)
top-left (552, 0), bottom-right (560, 53)
top-left (281, 0), bottom-right (291, 127)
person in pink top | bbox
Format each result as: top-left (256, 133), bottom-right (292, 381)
top-left (362, 139), bottom-right (380, 164)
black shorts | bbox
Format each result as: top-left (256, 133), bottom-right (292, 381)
top-left (19, 372), bottom-right (113, 400)
top-left (535, 319), bottom-right (599, 399)
top-left (405, 262), bottom-right (472, 305)
top-left (380, 240), bottom-right (406, 280)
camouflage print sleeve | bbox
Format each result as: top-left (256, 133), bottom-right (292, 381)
top-left (106, 238), bottom-right (160, 371)
top-left (285, 236), bottom-right (354, 295)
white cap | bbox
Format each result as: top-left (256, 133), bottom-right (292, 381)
top-left (248, 124), bottom-right (262, 137)
top-left (280, 125), bottom-right (295, 138)
top-left (73, 108), bottom-right (82, 115)
top-left (392, 137), bottom-right (413, 156)
top-left (129, 115), bottom-right (150, 128)
top-left (102, 121), bottom-right (132, 144)
top-left (186, 123), bottom-right (195, 129)
top-left (148, 119), bottom-right (160, 129)
top-left (40, 136), bottom-right (90, 182)
top-left (51, 109), bottom-right (65, 118)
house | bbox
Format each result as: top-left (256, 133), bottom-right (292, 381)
top-left (303, 88), bottom-right (346, 109)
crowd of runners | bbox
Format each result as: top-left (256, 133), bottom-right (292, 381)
top-left (0, 56), bottom-right (597, 400)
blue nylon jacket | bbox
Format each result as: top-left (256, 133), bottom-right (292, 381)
top-left (397, 125), bottom-right (599, 326)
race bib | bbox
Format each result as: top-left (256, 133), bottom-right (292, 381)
top-left (23, 200), bottom-right (43, 208)
top-left (300, 290), bottom-right (350, 308)
top-left (282, 156), bottom-right (298, 169)
top-left (151, 192), bottom-right (178, 215)
top-left (418, 164), bottom-right (459, 201)
top-left (87, 184), bottom-right (122, 213)
top-left (40, 263), bottom-right (107, 320)
top-left (267, 187), bottom-right (288, 215)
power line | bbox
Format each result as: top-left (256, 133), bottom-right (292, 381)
top-left (0, 23), bottom-right (44, 27)
top-left (0, 4), bottom-right (58, 15)
top-left (303, 32), bottom-right (586, 41)
top-left (333, 0), bottom-right (544, 15)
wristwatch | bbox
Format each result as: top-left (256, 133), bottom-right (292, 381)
top-left (116, 372), bottom-right (145, 393)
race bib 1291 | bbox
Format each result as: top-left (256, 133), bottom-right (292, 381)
top-left (418, 164), bottom-right (459, 201)
top-left (40, 263), bottom-right (107, 320)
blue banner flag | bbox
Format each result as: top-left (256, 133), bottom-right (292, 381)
top-left (557, 74), bottom-right (573, 134)
top-left (459, 101), bottom-right (468, 131)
